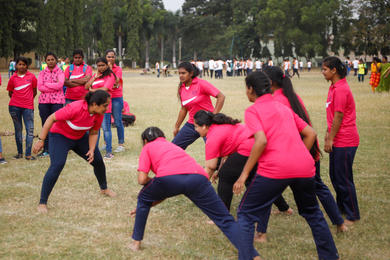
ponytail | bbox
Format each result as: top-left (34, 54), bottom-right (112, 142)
top-left (263, 66), bottom-right (321, 159)
top-left (194, 110), bottom-right (240, 127)
top-left (322, 56), bottom-right (347, 79)
top-left (85, 90), bottom-right (111, 106)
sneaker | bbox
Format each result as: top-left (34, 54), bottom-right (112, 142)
top-left (0, 158), bottom-right (7, 164)
top-left (37, 151), bottom-right (49, 158)
top-left (13, 154), bottom-right (23, 159)
top-left (104, 153), bottom-right (114, 159)
top-left (114, 146), bottom-right (125, 153)
top-left (25, 156), bottom-right (36, 161)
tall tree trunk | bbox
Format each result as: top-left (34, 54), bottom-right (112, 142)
top-left (145, 39), bottom-right (150, 69)
top-left (193, 50), bottom-right (197, 61)
top-left (178, 37), bottom-right (182, 64)
top-left (160, 36), bottom-right (164, 67)
top-left (172, 38), bottom-right (176, 68)
top-left (118, 34), bottom-right (122, 59)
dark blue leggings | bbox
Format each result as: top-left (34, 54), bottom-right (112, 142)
top-left (172, 122), bottom-right (201, 150)
top-left (39, 133), bottom-right (107, 204)
top-left (238, 175), bottom-right (339, 260)
top-left (132, 174), bottom-right (258, 259)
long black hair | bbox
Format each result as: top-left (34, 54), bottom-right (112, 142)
top-left (85, 90), bottom-right (110, 106)
top-left (177, 62), bottom-right (200, 100)
top-left (263, 66), bottom-right (321, 159)
top-left (194, 110), bottom-right (241, 127)
top-left (95, 57), bottom-right (117, 80)
top-left (322, 56), bottom-right (347, 79)
top-left (141, 127), bottom-right (165, 145)
top-left (245, 71), bottom-right (271, 97)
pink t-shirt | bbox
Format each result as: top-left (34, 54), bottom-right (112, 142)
top-left (326, 78), bottom-right (359, 147)
top-left (91, 73), bottom-right (115, 113)
top-left (111, 64), bottom-right (123, 98)
top-left (38, 65), bottom-right (65, 104)
top-left (138, 137), bottom-right (208, 178)
top-left (64, 62), bottom-right (92, 100)
top-left (245, 94), bottom-right (315, 179)
top-left (205, 124), bottom-right (254, 160)
top-left (179, 77), bottom-right (220, 124)
top-left (7, 71), bottom-right (37, 109)
top-left (50, 100), bottom-right (103, 140)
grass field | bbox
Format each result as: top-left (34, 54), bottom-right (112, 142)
top-left (0, 70), bottom-right (389, 259)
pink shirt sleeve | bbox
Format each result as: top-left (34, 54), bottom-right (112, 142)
top-left (92, 115), bottom-right (104, 131)
top-left (333, 88), bottom-right (348, 113)
top-left (138, 146), bottom-right (151, 173)
top-left (205, 135), bottom-right (222, 160)
top-left (104, 74), bottom-right (115, 91)
top-left (245, 108), bottom-right (264, 135)
top-left (85, 66), bottom-right (93, 77)
top-left (45, 71), bottom-right (64, 91)
top-left (7, 77), bottom-right (14, 91)
top-left (64, 67), bottom-right (70, 79)
top-left (200, 80), bottom-right (220, 97)
top-left (293, 112), bottom-right (308, 132)
top-left (32, 74), bottom-right (37, 89)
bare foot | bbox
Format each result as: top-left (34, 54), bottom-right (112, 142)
top-left (344, 219), bottom-right (358, 226)
top-left (254, 232), bottom-right (267, 243)
top-left (337, 223), bottom-right (348, 233)
top-left (128, 240), bottom-right (141, 251)
top-left (272, 207), bottom-right (293, 215)
top-left (100, 189), bottom-right (117, 197)
top-left (37, 204), bottom-right (48, 213)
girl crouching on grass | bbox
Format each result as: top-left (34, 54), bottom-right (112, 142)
top-left (33, 90), bottom-right (116, 213)
top-left (322, 56), bottom-right (360, 225)
top-left (234, 71), bottom-right (339, 259)
top-left (129, 127), bottom-right (256, 260)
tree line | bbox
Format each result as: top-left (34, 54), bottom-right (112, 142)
top-left (0, 0), bottom-right (389, 68)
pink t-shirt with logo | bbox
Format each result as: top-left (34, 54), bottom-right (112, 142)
top-left (7, 71), bottom-right (37, 109)
top-left (50, 100), bottom-right (103, 140)
top-left (205, 124), bottom-right (254, 160)
top-left (326, 78), bottom-right (359, 147)
top-left (179, 77), bottom-right (220, 124)
top-left (138, 137), bottom-right (208, 178)
top-left (64, 62), bottom-right (92, 100)
top-left (245, 94), bottom-right (315, 179)
top-left (90, 73), bottom-right (115, 113)
top-left (111, 64), bottom-right (123, 98)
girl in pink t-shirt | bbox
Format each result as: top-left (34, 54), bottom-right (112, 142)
top-left (32, 90), bottom-right (116, 213)
top-left (7, 56), bottom-right (37, 160)
top-left (322, 56), bottom-right (360, 224)
top-left (264, 65), bottom-right (348, 232)
top-left (234, 71), bottom-right (338, 260)
top-left (172, 62), bottom-right (225, 150)
top-left (85, 57), bottom-right (117, 159)
top-left (37, 52), bottom-right (66, 158)
top-left (129, 127), bottom-right (251, 259)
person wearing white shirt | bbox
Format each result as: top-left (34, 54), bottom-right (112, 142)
top-left (255, 59), bottom-right (262, 71)
top-left (291, 57), bottom-right (300, 78)
top-left (352, 58), bottom-right (359, 76)
top-left (203, 60), bottom-right (209, 77)
top-left (209, 59), bottom-right (215, 79)
top-left (268, 58), bottom-right (273, 67)
top-left (196, 60), bottom-right (203, 78)
top-left (247, 58), bottom-right (253, 74)
top-left (283, 58), bottom-right (290, 77)
top-left (215, 59), bottom-right (224, 79)
top-left (299, 61), bottom-right (303, 72)
top-left (307, 60), bottom-right (312, 72)
top-left (155, 62), bottom-right (160, 78)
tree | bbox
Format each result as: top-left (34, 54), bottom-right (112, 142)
top-left (100, 0), bottom-right (115, 54)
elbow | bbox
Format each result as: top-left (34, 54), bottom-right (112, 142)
top-left (138, 177), bottom-right (148, 185)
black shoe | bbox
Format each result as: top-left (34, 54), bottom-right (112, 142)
top-left (13, 154), bottom-right (23, 159)
top-left (25, 156), bottom-right (36, 161)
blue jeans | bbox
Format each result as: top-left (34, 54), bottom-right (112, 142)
top-left (39, 133), bottom-right (107, 204)
top-left (0, 136), bottom-right (3, 153)
top-left (102, 113), bottom-right (112, 153)
top-left (111, 97), bottom-right (124, 145)
top-left (9, 106), bottom-right (34, 156)
top-left (238, 175), bottom-right (339, 260)
top-left (132, 174), bottom-right (256, 259)
top-left (329, 146), bottom-right (359, 221)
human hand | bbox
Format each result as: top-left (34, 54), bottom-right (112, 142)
top-left (86, 149), bottom-right (95, 163)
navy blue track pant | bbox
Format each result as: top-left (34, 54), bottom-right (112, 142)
top-left (39, 133), bottom-right (107, 204)
top-left (172, 122), bottom-right (204, 150)
top-left (132, 174), bottom-right (258, 259)
top-left (329, 146), bottom-right (360, 221)
top-left (238, 175), bottom-right (339, 260)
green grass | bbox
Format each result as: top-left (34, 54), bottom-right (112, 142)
top-left (0, 70), bottom-right (389, 259)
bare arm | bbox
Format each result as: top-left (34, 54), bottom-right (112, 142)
top-left (32, 113), bottom-right (57, 154)
top-left (173, 106), bottom-right (188, 137)
top-left (85, 129), bottom-right (99, 163)
top-left (233, 131), bottom-right (267, 194)
top-left (213, 92), bottom-right (225, 114)
top-left (138, 171), bottom-right (152, 185)
top-left (324, 111), bottom-right (343, 153)
top-left (300, 125), bottom-right (317, 151)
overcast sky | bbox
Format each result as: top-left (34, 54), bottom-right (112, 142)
top-left (162, 0), bottom-right (185, 12)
